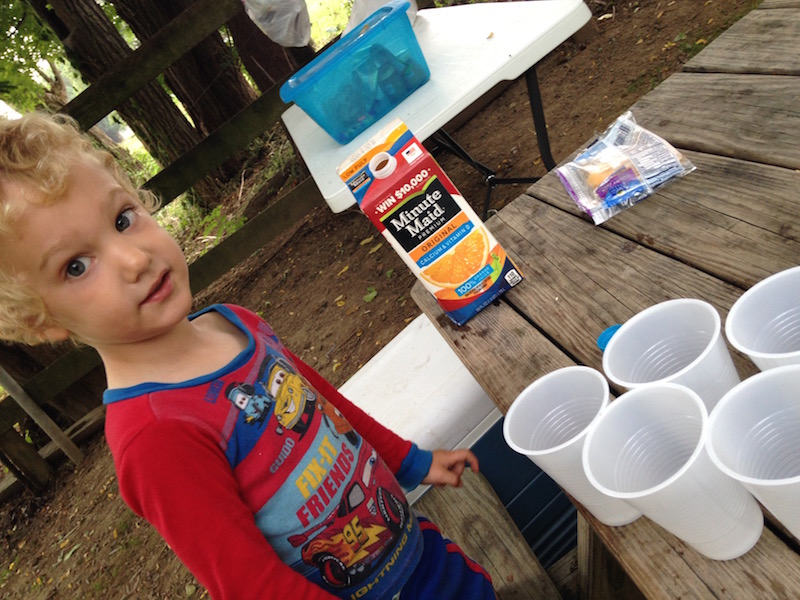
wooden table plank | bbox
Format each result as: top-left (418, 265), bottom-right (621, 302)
top-left (411, 278), bottom-right (575, 414)
top-left (528, 151), bottom-right (800, 289)
top-left (760, 0), bottom-right (800, 8)
top-left (486, 198), bottom-right (759, 383)
top-left (581, 508), bottom-right (800, 599)
top-left (628, 72), bottom-right (800, 169)
top-left (684, 8), bottom-right (800, 74)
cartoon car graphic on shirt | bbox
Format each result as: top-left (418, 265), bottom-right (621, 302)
top-left (225, 382), bottom-right (273, 424)
top-left (263, 356), bottom-right (316, 436)
top-left (288, 447), bottom-right (408, 589)
top-left (317, 396), bottom-right (359, 446)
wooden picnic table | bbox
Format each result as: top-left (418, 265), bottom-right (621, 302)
top-left (411, 1), bottom-right (800, 597)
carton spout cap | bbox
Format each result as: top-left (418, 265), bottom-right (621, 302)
top-left (370, 151), bottom-right (398, 179)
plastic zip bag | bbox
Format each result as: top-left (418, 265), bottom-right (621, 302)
top-left (556, 111), bottom-right (695, 225)
top-left (242, 0), bottom-right (311, 47)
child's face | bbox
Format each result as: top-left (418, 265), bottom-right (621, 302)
top-left (0, 160), bottom-right (193, 348)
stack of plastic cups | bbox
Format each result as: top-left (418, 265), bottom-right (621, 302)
top-left (582, 383), bottom-right (763, 560)
top-left (601, 298), bottom-right (740, 411)
top-left (707, 365), bottom-right (800, 541)
top-left (503, 366), bottom-right (641, 527)
top-left (708, 266), bottom-right (800, 541)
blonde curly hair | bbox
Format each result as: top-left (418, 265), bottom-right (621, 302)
top-left (0, 111), bottom-right (159, 345)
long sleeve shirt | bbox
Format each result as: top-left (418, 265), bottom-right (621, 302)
top-left (104, 304), bottom-right (432, 599)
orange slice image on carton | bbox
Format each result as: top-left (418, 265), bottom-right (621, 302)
top-left (419, 227), bottom-right (489, 289)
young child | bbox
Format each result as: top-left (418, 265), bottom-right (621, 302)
top-left (0, 112), bottom-right (497, 600)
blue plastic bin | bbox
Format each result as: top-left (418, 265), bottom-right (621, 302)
top-left (279, 0), bottom-right (430, 145)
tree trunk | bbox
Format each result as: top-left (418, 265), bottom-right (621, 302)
top-left (111, 0), bottom-right (257, 140)
top-left (27, 0), bottom-right (228, 205)
top-left (226, 11), bottom-right (315, 93)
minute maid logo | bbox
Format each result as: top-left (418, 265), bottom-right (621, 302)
top-left (289, 442), bottom-right (410, 590)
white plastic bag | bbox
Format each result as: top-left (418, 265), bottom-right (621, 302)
top-left (556, 111), bottom-right (695, 225)
top-left (342, 0), bottom-right (417, 35)
top-left (243, 0), bottom-right (311, 47)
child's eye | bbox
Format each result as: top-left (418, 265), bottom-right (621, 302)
top-left (66, 257), bottom-right (91, 278)
top-left (116, 208), bottom-right (137, 232)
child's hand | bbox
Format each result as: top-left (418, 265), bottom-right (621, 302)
top-left (422, 448), bottom-right (479, 489)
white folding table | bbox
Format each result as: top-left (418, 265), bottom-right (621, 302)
top-left (281, 0), bottom-right (592, 214)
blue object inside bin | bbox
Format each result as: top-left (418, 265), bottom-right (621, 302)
top-left (280, 0), bottom-right (430, 144)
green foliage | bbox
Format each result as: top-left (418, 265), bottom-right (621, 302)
top-left (199, 205), bottom-right (247, 242)
top-left (0, 2), bottom-right (72, 112)
top-left (12, 421), bottom-right (33, 444)
top-left (0, 1), bottom-right (140, 114)
top-left (117, 135), bottom-right (161, 187)
top-left (157, 199), bottom-right (247, 261)
top-left (157, 196), bottom-right (206, 243)
top-left (308, 0), bottom-right (353, 49)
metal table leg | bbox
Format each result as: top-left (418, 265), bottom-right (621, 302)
top-left (431, 66), bottom-right (556, 219)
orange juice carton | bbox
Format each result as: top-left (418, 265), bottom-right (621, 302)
top-left (337, 119), bottom-right (523, 325)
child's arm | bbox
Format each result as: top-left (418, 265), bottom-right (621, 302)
top-left (422, 448), bottom-right (480, 488)
top-left (114, 419), bottom-right (339, 600)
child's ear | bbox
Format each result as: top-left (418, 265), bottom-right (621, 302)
top-left (38, 326), bottom-right (72, 344)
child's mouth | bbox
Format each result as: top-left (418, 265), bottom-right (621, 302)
top-left (143, 272), bottom-right (171, 304)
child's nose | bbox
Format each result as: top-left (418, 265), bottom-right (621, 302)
top-left (115, 241), bottom-right (150, 280)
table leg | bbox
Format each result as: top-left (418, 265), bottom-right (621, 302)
top-left (430, 129), bottom-right (540, 220)
top-left (430, 67), bottom-right (558, 220)
top-left (525, 67), bottom-right (556, 172)
top-left (577, 512), bottom-right (644, 600)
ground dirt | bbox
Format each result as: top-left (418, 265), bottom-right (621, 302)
top-left (1, 1), bottom-right (758, 597)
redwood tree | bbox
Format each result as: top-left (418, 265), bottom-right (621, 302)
top-left (226, 10), bottom-right (314, 93)
top-left (111, 0), bottom-right (257, 138)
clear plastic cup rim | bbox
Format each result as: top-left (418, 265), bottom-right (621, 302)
top-left (503, 366), bottom-right (609, 456)
top-left (707, 364), bottom-right (800, 487)
top-left (727, 346), bottom-right (800, 364)
top-left (582, 382), bottom-right (708, 500)
top-left (725, 266), bottom-right (800, 359)
top-left (602, 299), bottom-right (722, 388)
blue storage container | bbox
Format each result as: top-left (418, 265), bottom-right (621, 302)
top-left (279, 0), bottom-right (430, 144)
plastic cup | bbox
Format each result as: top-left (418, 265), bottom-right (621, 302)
top-left (725, 266), bottom-right (800, 371)
top-left (582, 383), bottom-right (763, 561)
top-left (707, 365), bottom-right (800, 540)
top-left (503, 366), bottom-right (640, 526)
top-left (602, 298), bottom-right (740, 411)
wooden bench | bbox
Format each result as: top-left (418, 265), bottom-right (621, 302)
top-left (414, 469), bottom-right (563, 599)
